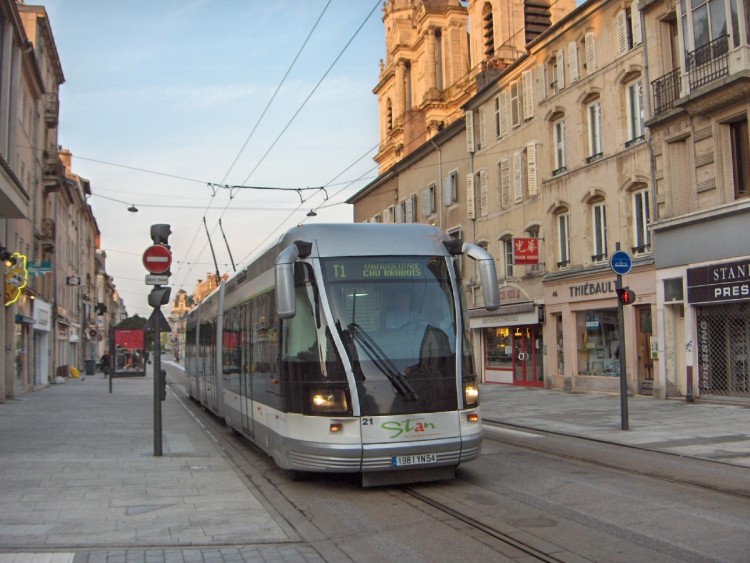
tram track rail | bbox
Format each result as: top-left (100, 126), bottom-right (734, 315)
top-left (398, 487), bottom-right (569, 562)
top-left (483, 420), bottom-right (750, 500)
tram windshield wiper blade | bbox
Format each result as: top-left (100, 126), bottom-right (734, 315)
top-left (348, 323), bottom-right (418, 400)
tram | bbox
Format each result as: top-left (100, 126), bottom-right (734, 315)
top-left (185, 223), bottom-right (499, 486)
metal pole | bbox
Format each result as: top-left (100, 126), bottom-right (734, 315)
top-left (615, 242), bottom-right (629, 430)
top-left (153, 303), bottom-right (162, 456)
top-left (108, 327), bottom-right (113, 394)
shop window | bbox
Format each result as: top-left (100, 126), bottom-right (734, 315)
top-left (576, 310), bottom-right (620, 376)
top-left (485, 327), bottom-right (513, 368)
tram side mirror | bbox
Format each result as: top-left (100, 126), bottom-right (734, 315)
top-left (275, 244), bottom-right (299, 319)
top-left (462, 242), bottom-right (500, 311)
top-left (275, 241), bottom-right (312, 319)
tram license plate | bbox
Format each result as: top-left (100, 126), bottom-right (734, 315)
top-left (391, 453), bottom-right (437, 467)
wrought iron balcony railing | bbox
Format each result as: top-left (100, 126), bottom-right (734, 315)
top-left (651, 68), bottom-right (680, 116)
top-left (686, 35), bottom-right (729, 90)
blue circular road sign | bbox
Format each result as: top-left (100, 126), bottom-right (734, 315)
top-left (610, 250), bottom-right (632, 275)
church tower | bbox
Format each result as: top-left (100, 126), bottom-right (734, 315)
top-left (374, 0), bottom-right (575, 174)
top-left (373, 0), bottom-right (471, 173)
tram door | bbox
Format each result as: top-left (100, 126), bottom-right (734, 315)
top-left (239, 305), bottom-right (254, 437)
top-left (512, 325), bottom-right (543, 387)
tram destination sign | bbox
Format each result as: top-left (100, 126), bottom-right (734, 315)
top-left (687, 259), bottom-right (750, 304)
top-left (323, 257), bottom-right (436, 281)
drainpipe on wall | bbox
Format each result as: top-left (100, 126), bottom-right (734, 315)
top-left (430, 137), bottom-right (443, 230)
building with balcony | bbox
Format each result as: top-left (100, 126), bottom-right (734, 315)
top-left (642, 0), bottom-right (750, 399)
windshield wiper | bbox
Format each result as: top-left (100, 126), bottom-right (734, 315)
top-left (348, 323), bottom-right (418, 401)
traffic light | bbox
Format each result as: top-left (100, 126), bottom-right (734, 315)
top-left (617, 287), bottom-right (636, 305)
top-left (150, 224), bottom-right (172, 248)
top-left (148, 286), bottom-right (172, 308)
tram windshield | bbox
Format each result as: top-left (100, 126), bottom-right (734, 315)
top-left (322, 256), bottom-right (459, 415)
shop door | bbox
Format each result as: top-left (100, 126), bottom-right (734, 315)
top-left (513, 326), bottom-right (543, 387)
top-left (636, 306), bottom-right (654, 394)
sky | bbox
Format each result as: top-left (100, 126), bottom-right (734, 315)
top-left (40, 0), bottom-right (384, 318)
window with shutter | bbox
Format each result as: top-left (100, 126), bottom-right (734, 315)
top-left (522, 70), bottom-right (534, 120)
top-left (479, 169), bottom-right (489, 217)
top-left (568, 42), bottom-right (579, 83)
top-left (494, 96), bottom-right (501, 138)
top-left (592, 202), bottom-right (608, 262)
top-left (500, 159), bottom-right (511, 208)
top-left (585, 32), bottom-right (597, 74)
top-left (557, 213), bottom-right (571, 268)
top-left (395, 202), bottom-right (404, 223)
top-left (443, 170), bottom-right (459, 205)
top-left (526, 143), bottom-right (538, 196)
top-left (553, 119), bottom-right (566, 173)
top-left (555, 50), bottom-right (565, 91)
top-left (631, 1), bottom-right (642, 45)
top-left (510, 81), bottom-right (520, 127)
top-left (499, 90), bottom-right (509, 137)
top-left (632, 189), bottom-right (651, 253)
top-left (479, 106), bottom-right (487, 147)
top-left (383, 207), bottom-right (392, 223)
top-left (466, 173), bottom-right (476, 219)
top-left (422, 185), bottom-right (435, 217)
top-left (407, 195), bottom-right (416, 222)
top-left (513, 152), bottom-right (523, 203)
top-left (616, 10), bottom-right (633, 55)
top-left (587, 100), bottom-right (602, 159)
top-left (465, 111), bottom-right (475, 153)
top-left (538, 64), bottom-right (546, 101)
top-left (626, 80), bottom-right (644, 144)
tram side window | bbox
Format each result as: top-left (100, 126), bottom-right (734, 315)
top-left (185, 326), bottom-right (196, 371)
top-left (223, 308), bottom-right (242, 393)
top-left (252, 292), bottom-right (278, 376)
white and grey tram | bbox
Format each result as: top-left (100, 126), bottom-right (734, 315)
top-left (185, 223), bottom-right (499, 486)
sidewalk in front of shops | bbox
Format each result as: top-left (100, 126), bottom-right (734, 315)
top-left (479, 383), bottom-right (750, 468)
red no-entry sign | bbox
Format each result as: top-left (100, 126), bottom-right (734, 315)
top-left (142, 244), bottom-right (172, 274)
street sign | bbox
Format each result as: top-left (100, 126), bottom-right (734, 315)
top-left (145, 274), bottom-right (170, 285)
top-left (147, 309), bottom-right (172, 333)
top-left (142, 244), bottom-right (172, 275)
top-left (610, 250), bottom-right (632, 276)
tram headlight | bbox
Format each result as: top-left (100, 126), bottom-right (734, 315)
top-left (309, 388), bottom-right (348, 414)
top-left (463, 376), bottom-right (480, 408)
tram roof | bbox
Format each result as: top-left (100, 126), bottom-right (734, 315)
top-left (274, 223), bottom-right (453, 258)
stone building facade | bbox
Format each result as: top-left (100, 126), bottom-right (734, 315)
top-left (351, 0), bottom-right (750, 400)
